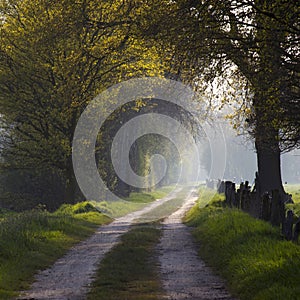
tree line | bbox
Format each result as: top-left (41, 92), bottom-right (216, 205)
top-left (0, 0), bottom-right (299, 210)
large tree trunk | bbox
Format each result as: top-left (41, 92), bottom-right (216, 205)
top-left (252, 2), bottom-right (286, 196)
top-left (255, 139), bottom-right (283, 195)
top-left (254, 121), bottom-right (284, 195)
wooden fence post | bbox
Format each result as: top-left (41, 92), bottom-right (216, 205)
top-left (225, 181), bottom-right (232, 206)
top-left (283, 210), bottom-right (294, 241)
top-left (217, 180), bottom-right (225, 194)
top-left (270, 190), bottom-right (282, 226)
top-left (261, 192), bottom-right (271, 221)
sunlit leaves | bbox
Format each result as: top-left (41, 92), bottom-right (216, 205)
top-left (0, 0), bottom-right (167, 169)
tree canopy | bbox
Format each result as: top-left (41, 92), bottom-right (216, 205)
top-left (0, 0), bottom-right (299, 209)
top-left (0, 0), bottom-right (168, 207)
top-left (145, 0), bottom-right (300, 193)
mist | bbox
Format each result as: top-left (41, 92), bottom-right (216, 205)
top-left (173, 119), bottom-right (300, 186)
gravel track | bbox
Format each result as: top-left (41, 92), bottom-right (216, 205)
top-left (157, 190), bottom-right (236, 300)
top-left (18, 187), bottom-right (236, 300)
top-left (17, 189), bottom-right (180, 300)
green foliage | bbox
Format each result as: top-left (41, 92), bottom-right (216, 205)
top-left (185, 189), bottom-right (300, 300)
top-left (56, 201), bottom-right (100, 215)
top-left (87, 225), bottom-right (163, 300)
top-left (131, 134), bottom-right (181, 190)
top-left (0, 0), bottom-right (168, 204)
top-left (0, 204), bottom-right (111, 298)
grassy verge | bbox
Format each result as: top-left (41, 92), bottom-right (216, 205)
top-left (87, 224), bottom-right (164, 300)
top-left (184, 188), bottom-right (300, 300)
top-left (0, 202), bottom-right (111, 299)
top-left (0, 186), bottom-right (173, 299)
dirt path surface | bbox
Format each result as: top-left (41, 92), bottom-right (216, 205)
top-left (157, 189), bottom-right (236, 300)
top-left (18, 187), bottom-right (236, 300)
top-left (18, 189), bottom-right (181, 300)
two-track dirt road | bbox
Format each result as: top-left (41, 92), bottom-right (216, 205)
top-left (18, 188), bottom-right (235, 300)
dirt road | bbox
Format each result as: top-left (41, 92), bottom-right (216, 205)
top-left (157, 190), bottom-right (236, 300)
top-left (18, 188), bottom-right (235, 300)
top-left (18, 189), bottom-right (180, 300)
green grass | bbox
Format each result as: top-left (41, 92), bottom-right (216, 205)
top-left (0, 186), bottom-right (174, 299)
top-left (87, 225), bottom-right (164, 300)
top-left (0, 202), bottom-right (111, 299)
top-left (284, 184), bottom-right (300, 217)
top-left (284, 184), bottom-right (300, 203)
top-left (126, 192), bottom-right (156, 203)
top-left (126, 186), bottom-right (176, 203)
top-left (136, 187), bottom-right (191, 223)
top-left (146, 185), bottom-right (176, 200)
top-left (196, 185), bottom-right (226, 207)
top-left (184, 189), bottom-right (300, 300)
top-left (91, 185), bottom-right (176, 218)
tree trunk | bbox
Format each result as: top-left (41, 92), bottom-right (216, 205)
top-left (252, 3), bottom-right (286, 196)
top-left (64, 159), bottom-right (77, 204)
top-left (255, 132), bottom-right (284, 195)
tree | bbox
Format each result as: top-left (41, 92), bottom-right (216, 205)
top-left (146, 0), bottom-right (300, 194)
top-left (0, 0), bottom-right (165, 207)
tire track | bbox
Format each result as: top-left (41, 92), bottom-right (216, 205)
top-left (157, 190), bottom-right (236, 300)
top-left (18, 189), bottom-right (181, 300)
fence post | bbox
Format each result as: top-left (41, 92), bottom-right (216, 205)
top-left (261, 192), bottom-right (271, 221)
top-left (225, 181), bottom-right (232, 206)
top-left (270, 190), bottom-right (282, 226)
top-left (283, 210), bottom-right (294, 241)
